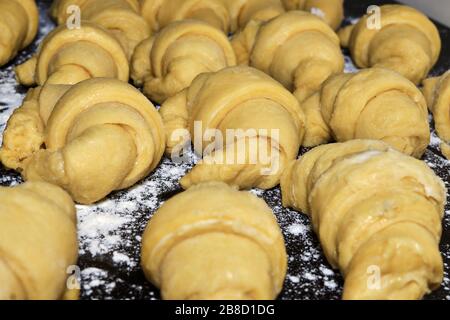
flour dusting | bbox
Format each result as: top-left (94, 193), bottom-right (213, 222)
top-left (0, 0), bottom-right (449, 301)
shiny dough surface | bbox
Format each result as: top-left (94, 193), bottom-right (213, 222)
top-left (300, 68), bottom-right (430, 158)
top-left (0, 78), bottom-right (165, 204)
top-left (280, 140), bottom-right (446, 300)
top-left (141, 182), bottom-right (287, 300)
top-left (159, 66), bottom-right (305, 190)
top-left (0, 182), bottom-right (78, 300)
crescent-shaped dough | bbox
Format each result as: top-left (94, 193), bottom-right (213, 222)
top-left (219, 0), bottom-right (285, 33)
top-left (140, 0), bottom-right (231, 33)
top-left (15, 22), bottom-right (129, 86)
top-left (422, 71), bottom-right (450, 160)
top-left (0, 0), bottom-right (39, 66)
top-left (140, 0), bottom-right (285, 33)
top-left (339, 5), bottom-right (441, 84)
top-left (280, 140), bottom-right (446, 300)
top-left (159, 66), bottom-right (305, 190)
top-left (131, 20), bottom-right (236, 104)
top-left (50, 0), bottom-right (150, 58)
top-left (300, 68), bottom-right (430, 158)
top-left (281, 0), bottom-right (344, 30)
top-left (141, 182), bottom-right (287, 300)
top-left (232, 11), bottom-right (344, 102)
top-left (0, 78), bottom-right (165, 204)
top-left (0, 182), bottom-right (78, 300)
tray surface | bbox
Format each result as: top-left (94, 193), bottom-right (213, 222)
top-left (0, 0), bottom-right (449, 300)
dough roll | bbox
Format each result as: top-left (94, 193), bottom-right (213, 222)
top-left (0, 0), bottom-right (39, 66)
top-left (131, 20), bottom-right (236, 104)
top-left (232, 11), bottom-right (344, 102)
top-left (50, 0), bottom-right (150, 58)
top-left (0, 78), bottom-right (165, 204)
top-left (422, 71), bottom-right (450, 160)
top-left (219, 0), bottom-right (285, 33)
top-left (339, 5), bottom-right (441, 85)
top-left (280, 140), bottom-right (446, 300)
top-left (159, 66), bottom-right (305, 190)
top-left (140, 0), bottom-right (285, 34)
top-left (140, 0), bottom-right (231, 33)
top-left (300, 68), bottom-right (430, 158)
top-left (141, 182), bottom-right (287, 300)
top-left (0, 182), bottom-right (78, 300)
top-left (281, 0), bottom-right (343, 30)
top-left (15, 22), bottom-right (129, 86)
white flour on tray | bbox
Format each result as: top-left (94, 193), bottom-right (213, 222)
top-left (0, 3), bottom-right (449, 300)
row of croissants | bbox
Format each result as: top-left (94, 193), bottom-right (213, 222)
top-left (0, 0), bottom-right (449, 300)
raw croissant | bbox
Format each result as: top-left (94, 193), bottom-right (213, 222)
top-left (50, 0), bottom-right (150, 58)
top-left (140, 0), bottom-right (231, 33)
top-left (159, 66), bottom-right (305, 190)
top-left (300, 68), bottom-right (430, 158)
top-left (0, 182), bottom-right (78, 300)
top-left (423, 71), bottom-right (450, 160)
top-left (0, 0), bottom-right (39, 66)
top-left (0, 78), bottom-right (165, 204)
top-left (219, 0), bottom-right (285, 33)
top-left (280, 140), bottom-right (446, 300)
top-left (339, 5), bottom-right (441, 85)
top-left (232, 11), bottom-right (344, 102)
top-left (131, 20), bottom-right (237, 104)
top-left (15, 22), bottom-right (130, 86)
top-left (281, 0), bottom-right (344, 30)
top-left (141, 182), bottom-right (287, 300)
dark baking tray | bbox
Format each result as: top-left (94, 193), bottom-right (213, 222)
top-left (0, 0), bottom-right (449, 300)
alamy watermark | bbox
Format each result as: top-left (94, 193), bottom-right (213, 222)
top-left (66, 265), bottom-right (81, 290)
top-left (66, 5), bottom-right (81, 30)
top-left (366, 5), bottom-right (382, 30)
top-left (367, 265), bottom-right (382, 290)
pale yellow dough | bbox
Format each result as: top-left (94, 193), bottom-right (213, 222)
top-left (140, 0), bottom-right (285, 33)
top-left (232, 11), bottom-right (344, 102)
top-left (141, 182), bottom-right (287, 300)
top-left (131, 20), bottom-right (237, 104)
top-left (0, 78), bottom-right (165, 204)
top-left (422, 71), bottom-right (450, 160)
top-left (281, 0), bottom-right (344, 30)
top-left (280, 140), bottom-right (446, 300)
top-left (219, 0), bottom-right (285, 33)
top-left (339, 5), bottom-right (441, 85)
top-left (50, 0), bottom-right (150, 59)
top-left (301, 68), bottom-right (430, 158)
top-left (0, 182), bottom-right (78, 300)
top-left (159, 66), bottom-right (305, 190)
top-left (140, 0), bottom-right (231, 33)
top-left (15, 22), bottom-right (130, 86)
top-left (0, 0), bottom-right (39, 66)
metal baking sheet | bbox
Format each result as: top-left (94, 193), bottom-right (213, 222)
top-left (0, 0), bottom-right (449, 300)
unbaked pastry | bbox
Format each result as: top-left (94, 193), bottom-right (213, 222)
top-left (281, 0), bottom-right (343, 30)
top-left (140, 0), bottom-right (231, 33)
top-left (339, 5), bottom-right (441, 85)
top-left (159, 66), bottom-right (305, 190)
top-left (0, 78), bottom-right (165, 204)
top-left (422, 71), bottom-right (450, 160)
top-left (300, 68), bottom-right (430, 158)
top-left (0, 0), bottom-right (38, 66)
top-left (280, 140), bottom-right (446, 300)
top-left (0, 181), bottom-right (78, 300)
top-left (131, 20), bottom-right (236, 104)
top-left (50, 0), bottom-right (150, 58)
top-left (232, 11), bottom-right (344, 102)
top-left (141, 182), bottom-right (287, 300)
top-left (219, 0), bottom-right (285, 33)
top-left (15, 23), bottom-right (129, 86)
